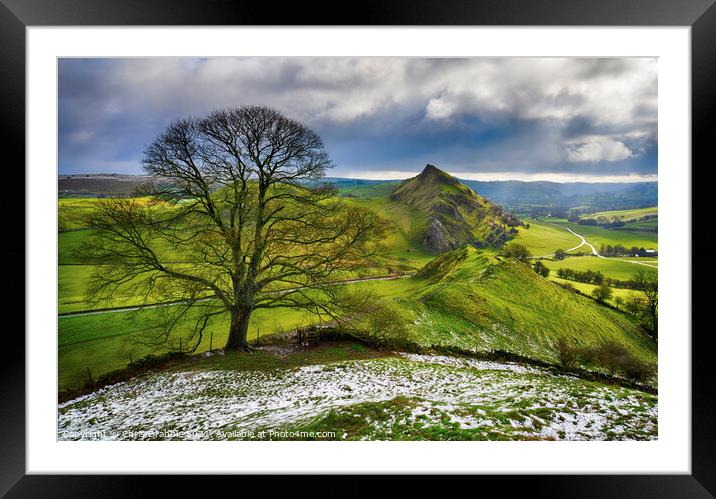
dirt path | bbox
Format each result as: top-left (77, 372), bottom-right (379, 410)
top-left (541, 223), bottom-right (658, 270)
top-left (529, 225), bottom-right (588, 259)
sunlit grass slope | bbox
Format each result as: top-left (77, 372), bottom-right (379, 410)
top-left (381, 247), bottom-right (656, 367)
top-left (515, 220), bottom-right (581, 256)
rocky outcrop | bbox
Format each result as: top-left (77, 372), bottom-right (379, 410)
top-left (392, 164), bottom-right (522, 254)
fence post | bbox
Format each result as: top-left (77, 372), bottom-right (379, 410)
top-left (209, 331), bottom-right (213, 352)
top-left (179, 337), bottom-right (182, 352)
top-left (86, 366), bottom-right (93, 384)
top-left (129, 353), bottom-right (133, 366)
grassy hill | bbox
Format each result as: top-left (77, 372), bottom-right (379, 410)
top-left (59, 174), bottom-right (151, 196)
top-left (390, 165), bottom-right (521, 253)
top-left (355, 247), bottom-right (656, 378)
top-left (57, 179), bottom-right (657, 391)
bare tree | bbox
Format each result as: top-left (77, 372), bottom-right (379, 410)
top-left (82, 106), bottom-right (386, 351)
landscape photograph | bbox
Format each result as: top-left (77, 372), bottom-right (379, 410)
top-left (57, 57), bottom-right (658, 441)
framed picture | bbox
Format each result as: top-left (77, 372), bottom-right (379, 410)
top-left (5, 0), bottom-right (711, 495)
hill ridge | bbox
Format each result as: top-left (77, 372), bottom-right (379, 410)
top-left (391, 164), bottom-right (521, 253)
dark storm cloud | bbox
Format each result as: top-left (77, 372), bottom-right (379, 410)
top-left (58, 57), bottom-right (657, 182)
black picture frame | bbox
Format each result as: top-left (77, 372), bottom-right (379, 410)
top-left (3, 0), bottom-right (711, 496)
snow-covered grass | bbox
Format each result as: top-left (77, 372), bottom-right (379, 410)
top-left (58, 353), bottom-right (657, 441)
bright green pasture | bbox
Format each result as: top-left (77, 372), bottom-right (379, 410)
top-left (515, 220), bottom-right (582, 256)
top-left (58, 277), bottom-right (421, 390)
top-left (59, 261), bottom-right (222, 313)
top-left (549, 276), bottom-right (638, 306)
top-left (59, 265), bottom-right (204, 314)
top-left (618, 218), bottom-right (658, 232)
top-left (337, 181), bottom-right (399, 199)
top-left (548, 220), bottom-right (658, 251)
top-left (59, 266), bottom-right (95, 313)
top-left (58, 196), bottom-right (160, 231)
top-left (58, 230), bottom-right (92, 264)
top-left (583, 207), bottom-right (657, 223)
top-left (58, 197), bottom-right (102, 230)
top-left (550, 255), bottom-right (657, 281)
top-left (59, 303), bottom-right (303, 390)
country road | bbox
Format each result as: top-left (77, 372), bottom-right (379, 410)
top-left (559, 225), bottom-right (597, 255)
top-left (59, 273), bottom-right (411, 318)
top-left (553, 224), bottom-right (658, 269)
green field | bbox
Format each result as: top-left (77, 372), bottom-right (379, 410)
top-left (549, 255), bottom-right (657, 281)
top-left (549, 276), bottom-right (638, 305)
top-left (58, 276), bottom-right (423, 390)
top-left (583, 207), bottom-right (657, 223)
top-left (547, 219), bottom-right (658, 251)
top-left (58, 197), bottom-right (103, 231)
top-left (59, 304), bottom-right (317, 390)
top-left (515, 220), bottom-right (582, 256)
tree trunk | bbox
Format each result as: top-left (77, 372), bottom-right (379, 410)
top-left (225, 309), bottom-right (252, 351)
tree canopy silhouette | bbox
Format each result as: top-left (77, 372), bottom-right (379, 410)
top-left (82, 106), bottom-right (386, 351)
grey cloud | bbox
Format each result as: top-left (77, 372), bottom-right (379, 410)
top-left (58, 57), bottom-right (657, 179)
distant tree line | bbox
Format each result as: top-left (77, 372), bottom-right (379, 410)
top-left (529, 206), bottom-right (570, 219)
top-left (572, 213), bottom-right (657, 230)
top-left (599, 244), bottom-right (657, 258)
top-left (556, 268), bottom-right (605, 285)
top-left (555, 267), bottom-right (655, 291)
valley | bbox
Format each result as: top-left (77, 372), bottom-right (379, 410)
top-left (57, 166), bottom-right (658, 440)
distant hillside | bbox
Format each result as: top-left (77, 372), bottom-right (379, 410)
top-left (460, 179), bottom-right (657, 214)
top-left (60, 173), bottom-right (657, 215)
top-left (391, 165), bottom-right (521, 253)
top-left (59, 174), bottom-right (151, 196)
top-left (323, 177), bottom-right (394, 189)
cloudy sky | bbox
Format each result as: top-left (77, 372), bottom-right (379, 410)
top-left (59, 57), bottom-right (657, 182)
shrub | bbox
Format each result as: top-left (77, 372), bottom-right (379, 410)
top-left (577, 341), bottom-right (655, 381)
top-left (591, 282), bottom-right (613, 303)
top-left (501, 243), bottom-right (532, 263)
top-left (533, 260), bottom-right (550, 278)
top-left (334, 291), bottom-right (413, 350)
top-left (555, 337), bottom-right (576, 368)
